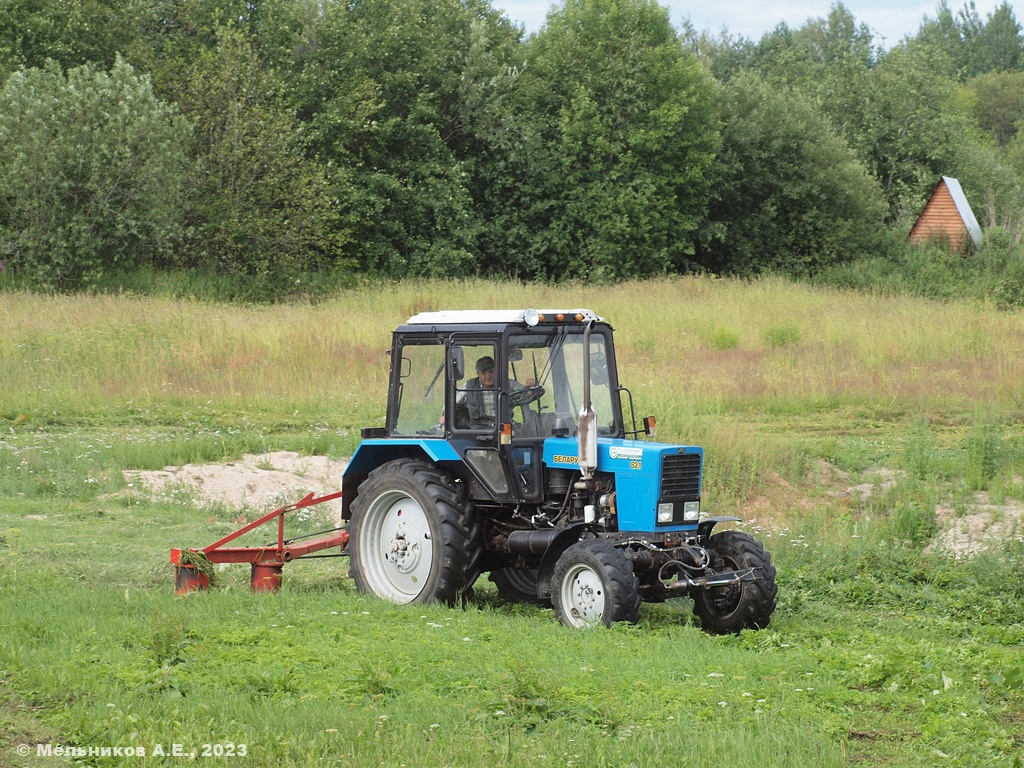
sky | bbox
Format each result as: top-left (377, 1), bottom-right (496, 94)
top-left (493, 1), bottom-right (1022, 46)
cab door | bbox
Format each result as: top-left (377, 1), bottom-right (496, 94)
top-left (447, 337), bottom-right (522, 501)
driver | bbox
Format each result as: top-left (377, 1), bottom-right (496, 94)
top-left (458, 356), bottom-right (532, 430)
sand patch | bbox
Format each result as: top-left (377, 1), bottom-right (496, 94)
top-left (927, 493), bottom-right (1024, 559)
top-left (843, 468), bottom-right (905, 502)
top-left (759, 459), bottom-right (1022, 558)
top-left (122, 451), bottom-right (348, 518)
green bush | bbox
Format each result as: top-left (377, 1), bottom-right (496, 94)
top-left (762, 323), bottom-right (801, 348)
top-left (696, 72), bottom-right (886, 277)
top-left (703, 326), bottom-right (740, 350)
top-left (0, 57), bottom-right (189, 289)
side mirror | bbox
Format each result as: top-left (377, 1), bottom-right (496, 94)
top-left (509, 348), bottom-right (523, 362)
top-left (450, 346), bottom-right (465, 381)
top-left (643, 415), bottom-right (657, 437)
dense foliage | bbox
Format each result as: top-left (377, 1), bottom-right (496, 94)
top-left (2, 0), bottom-right (1024, 292)
top-left (0, 56), bottom-right (188, 288)
top-left (499, 0), bottom-right (718, 280)
top-left (696, 72), bottom-right (885, 274)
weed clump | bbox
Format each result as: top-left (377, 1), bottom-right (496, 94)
top-left (964, 415), bottom-right (1003, 491)
top-left (762, 323), bottom-right (801, 348)
top-left (146, 608), bottom-right (192, 668)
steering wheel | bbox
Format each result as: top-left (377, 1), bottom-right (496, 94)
top-left (507, 385), bottom-right (545, 408)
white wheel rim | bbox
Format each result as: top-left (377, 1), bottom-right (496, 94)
top-left (360, 490), bottom-right (433, 603)
top-left (559, 563), bottom-right (606, 628)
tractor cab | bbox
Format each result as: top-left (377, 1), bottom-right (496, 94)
top-left (382, 309), bottom-right (626, 505)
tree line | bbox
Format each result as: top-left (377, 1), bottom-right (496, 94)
top-left (1, 0), bottom-right (1023, 291)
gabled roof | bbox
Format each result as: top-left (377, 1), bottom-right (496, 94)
top-left (941, 176), bottom-right (982, 248)
top-left (908, 176), bottom-right (983, 250)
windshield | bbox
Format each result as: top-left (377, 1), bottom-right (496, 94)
top-left (508, 330), bottom-right (618, 438)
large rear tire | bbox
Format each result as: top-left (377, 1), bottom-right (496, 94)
top-left (349, 459), bottom-right (479, 606)
top-left (551, 540), bottom-right (640, 628)
top-left (693, 530), bottom-right (777, 634)
top-left (489, 567), bottom-right (547, 605)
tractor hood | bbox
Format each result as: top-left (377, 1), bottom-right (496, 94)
top-left (542, 437), bottom-right (704, 531)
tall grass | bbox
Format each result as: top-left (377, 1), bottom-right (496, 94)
top-left (5, 277), bottom-right (1023, 421)
top-left (814, 229), bottom-right (1024, 307)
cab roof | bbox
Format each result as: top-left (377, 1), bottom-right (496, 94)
top-left (406, 309), bottom-right (602, 325)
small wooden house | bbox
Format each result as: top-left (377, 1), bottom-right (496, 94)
top-left (908, 176), bottom-right (982, 251)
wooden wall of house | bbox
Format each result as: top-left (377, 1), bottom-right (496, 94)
top-left (908, 181), bottom-right (970, 249)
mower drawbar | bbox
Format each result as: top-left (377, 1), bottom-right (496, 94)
top-left (170, 490), bottom-right (349, 594)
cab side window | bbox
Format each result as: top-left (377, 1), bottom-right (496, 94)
top-left (452, 344), bottom-right (497, 431)
top-left (393, 342), bottom-right (446, 436)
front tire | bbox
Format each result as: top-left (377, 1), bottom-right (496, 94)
top-left (693, 530), bottom-right (777, 634)
top-left (349, 459), bottom-right (479, 606)
top-left (551, 540), bottom-right (641, 628)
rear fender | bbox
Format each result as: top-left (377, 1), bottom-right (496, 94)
top-left (341, 439), bottom-right (461, 519)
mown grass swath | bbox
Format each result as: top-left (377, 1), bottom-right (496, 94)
top-left (1, 278), bottom-right (1023, 767)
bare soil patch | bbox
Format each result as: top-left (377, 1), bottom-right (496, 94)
top-left (927, 493), bottom-right (1024, 559)
top-left (122, 451), bottom-right (349, 519)
top-left (748, 460), bottom-right (1024, 558)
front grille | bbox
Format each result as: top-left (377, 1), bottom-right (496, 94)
top-left (660, 453), bottom-right (701, 499)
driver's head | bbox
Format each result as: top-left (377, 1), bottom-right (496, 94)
top-left (476, 356), bottom-right (496, 388)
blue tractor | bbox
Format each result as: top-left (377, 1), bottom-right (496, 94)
top-left (341, 309), bottom-right (777, 632)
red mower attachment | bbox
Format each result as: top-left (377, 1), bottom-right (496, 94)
top-left (170, 490), bottom-right (349, 594)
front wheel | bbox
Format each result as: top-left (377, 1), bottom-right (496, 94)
top-left (693, 530), bottom-right (777, 634)
top-left (349, 459), bottom-right (479, 606)
top-left (551, 540), bottom-right (640, 628)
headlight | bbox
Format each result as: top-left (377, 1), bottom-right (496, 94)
top-left (657, 503), bottom-right (674, 523)
top-left (683, 501), bottom-right (700, 521)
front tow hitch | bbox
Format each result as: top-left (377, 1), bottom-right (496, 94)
top-left (666, 567), bottom-right (758, 591)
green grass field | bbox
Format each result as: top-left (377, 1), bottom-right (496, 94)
top-left (1, 277), bottom-right (1023, 766)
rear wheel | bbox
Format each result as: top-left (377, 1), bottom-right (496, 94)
top-left (489, 567), bottom-right (547, 605)
top-left (693, 531), bottom-right (777, 634)
top-left (551, 540), bottom-right (640, 628)
top-left (349, 459), bottom-right (479, 606)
